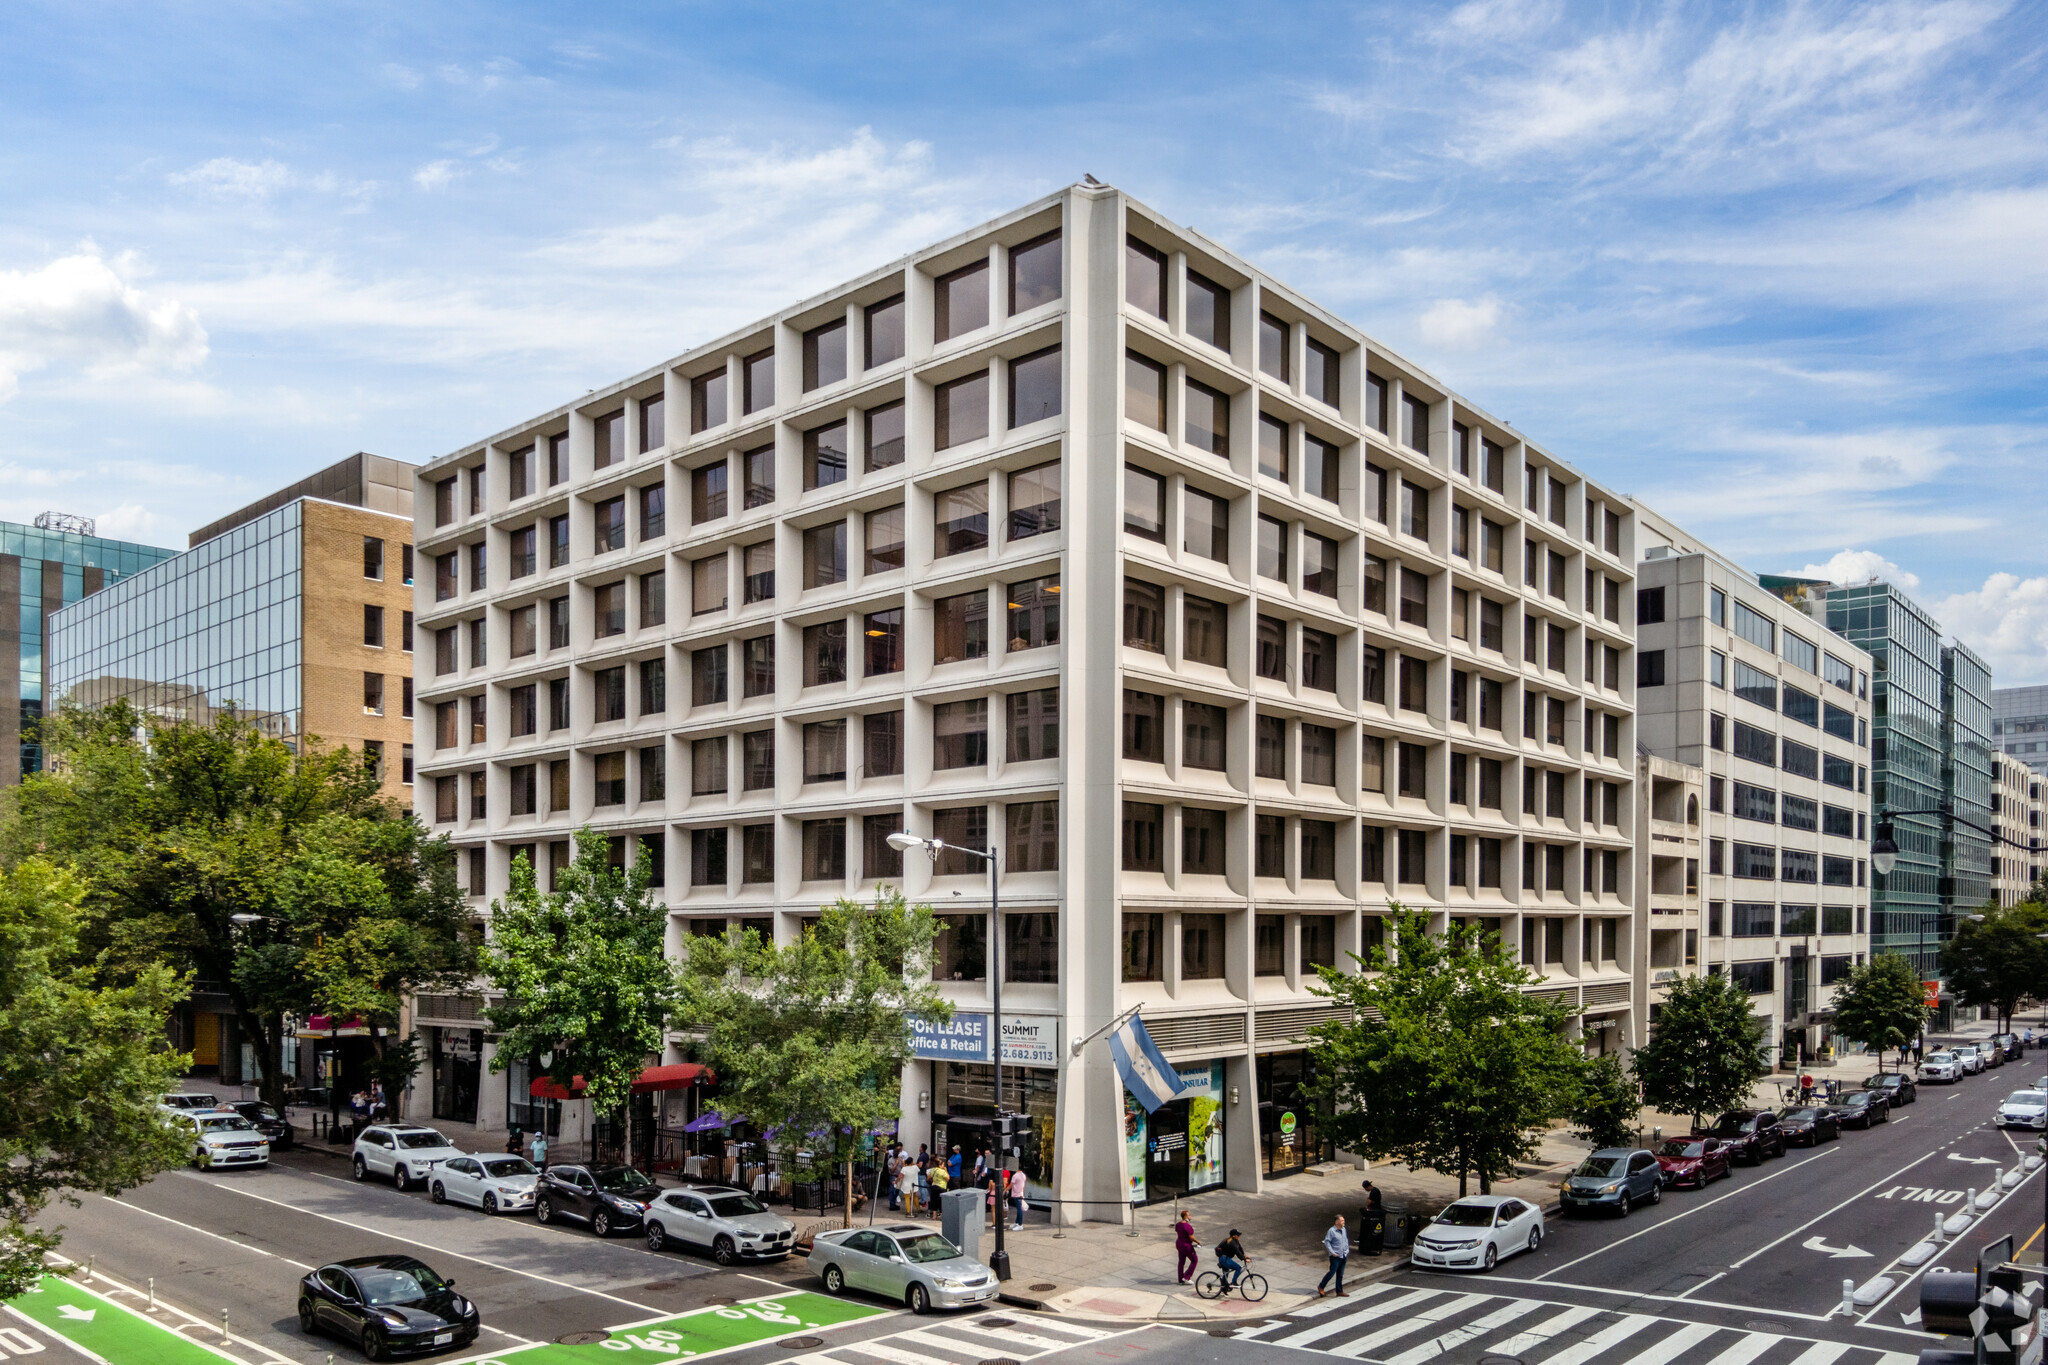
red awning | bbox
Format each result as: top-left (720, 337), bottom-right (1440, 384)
top-left (528, 1064), bottom-right (713, 1100)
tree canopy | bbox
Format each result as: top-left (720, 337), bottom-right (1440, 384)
top-left (0, 860), bottom-right (190, 1298)
top-left (1570, 1053), bottom-right (1643, 1151)
top-left (1629, 972), bottom-right (1770, 1127)
top-left (676, 889), bottom-right (949, 1224)
top-left (1939, 901), bottom-right (2048, 1032)
top-left (1, 703), bottom-right (472, 1107)
top-left (1307, 907), bottom-right (1586, 1196)
top-left (480, 832), bottom-right (678, 1129)
top-left (1830, 953), bottom-right (1929, 1068)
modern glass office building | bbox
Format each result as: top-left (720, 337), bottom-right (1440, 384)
top-left (1943, 642), bottom-right (1994, 913)
top-left (1819, 582), bottom-right (1945, 973)
top-left (1993, 685), bottom-right (2048, 778)
top-left (2, 517), bottom-right (178, 782)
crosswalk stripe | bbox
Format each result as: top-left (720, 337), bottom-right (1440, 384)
top-left (1382, 1298), bottom-right (1550, 1365)
top-left (1784, 1341), bottom-right (1852, 1365)
top-left (1700, 1331), bottom-right (1780, 1365)
top-left (1599, 1320), bottom-right (1719, 1365)
top-left (1326, 1293), bottom-right (1493, 1358)
top-left (1524, 1311), bottom-right (1656, 1365)
top-left (1493, 1305), bottom-right (1603, 1355)
top-left (1277, 1288), bottom-right (1448, 1348)
top-left (1875, 1355), bottom-right (1919, 1365)
top-left (908, 1323), bottom-right (1083, 1355)
top-left (824, 1341), bottom-right (965, 1365)
top-left (1244, 1281), bottom-right (1403, 1335)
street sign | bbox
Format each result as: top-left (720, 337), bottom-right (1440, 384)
top-left (1925, 980), bottom-right (1943, 1010)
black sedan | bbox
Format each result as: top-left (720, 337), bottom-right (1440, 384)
top-left (1702, 1110), bottom-right (1786, 1164)
top-left (1778, 1106), bottom-right (1840, 1146)
top-left (1864, 1073), bottom-right (1918, 1106)
top-left (297, 1255), bottom-right (478, 1360)
top-left (1831, 1090), bottom-right (1891, 1129)
top-left (535, 1164), bottom-right (660, 1237)
top-left (227, 1100), bottom-right (293, 1149)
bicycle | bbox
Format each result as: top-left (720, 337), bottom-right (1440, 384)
top-left (1194, 1268), bottom-right (1268, 1302)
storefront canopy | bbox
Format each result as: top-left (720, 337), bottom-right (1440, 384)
top-left (527, 1063), bottom-right (713, 1100)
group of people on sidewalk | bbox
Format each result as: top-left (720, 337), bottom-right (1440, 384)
top-left (881, 1141), bottom-right (1029, 1230)
top-left (1169, 1179), bottom-right (1387, 1299)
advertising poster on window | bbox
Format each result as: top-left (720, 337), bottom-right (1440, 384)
top-left (1123, 1088), bottom-right (1148, 1204)
top-left (1179, 1061), bottom-right (1225, 1192)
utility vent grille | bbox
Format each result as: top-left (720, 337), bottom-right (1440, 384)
top-left (1581, 981), bottom-right (1632, 1008)
top-left (1254, 1004), bottom-right (1356, 1043)
top-left (412, 993), bottom-right (489, 1023)
top-left (1146, 1013), bottom-right (1247, 1054)
top-left (1526, 985), bottom-right (1581, 1007)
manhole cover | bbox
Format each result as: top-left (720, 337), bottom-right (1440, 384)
top-left (1478, 1356), bottom-right (1523, 1365)
top-left (1209, 1327), bottom-right (1238, 1337)
top-left (780, 1337), bottom-right (823, 1349)
top-left (556, 1331), bottom-right (610, 1345)
top-left (979, 1317), bottom-right (1014, 1329)
top-left (636, 1281), bottom-right (683, 1292)
top-left (977, 1359), bottom-right (1023, 1365)
top-left (1747, 1322), bottom-right (1780, 1332)
top-left (1029, 1282), bottom-right (1057, 1291)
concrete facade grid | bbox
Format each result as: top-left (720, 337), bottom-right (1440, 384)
top-left (300, 499), bottom-right (421, 806)
top-left (1990, 755), bottom-right (2042, 906)
top-left (411, 184), bottom-right (1647, 1211)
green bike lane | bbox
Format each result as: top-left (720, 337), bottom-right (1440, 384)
top-left (4, 1273), bottom-right (885, 1365)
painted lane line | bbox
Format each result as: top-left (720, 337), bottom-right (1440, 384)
top-left (101, 1196), bottom-right (317, 1270)
top-left (1531, 1147), bottom-right (1840, 1281)
top-left (1382, 1298), bottom-right (1547, 1365)
top-left (1725, 1137), bottom-right (1978, 1271)
top-left (1276, 1287), bottom-right (1443, 1348)
top-left (1677, 1271), bottom-right (1726, 1299)
top-left (1326, 1293), bottom-right (1491, 1358)
top-left (4, 1304), bottom-right (118, 1365)
top-left (45, 1256), bottom-right (293, 1365)
top-left (199, 1180), bottom-right (661, 1314)
top-left (1857, 1159), bottom-right (2047, 1325)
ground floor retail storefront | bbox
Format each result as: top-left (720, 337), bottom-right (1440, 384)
top-left (1255, 1051), bottom-right (1332, 1177)
top-left (1123, 1060), bottom-right (1227, 1205)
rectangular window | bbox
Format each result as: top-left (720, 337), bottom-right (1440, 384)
top-left (364, 604), bottom-right (386, 647)
top-left (1401, 481), bottom-right (1429, 540)
top-left (592, 666), bottom-right (626, 723)
top-left (802, 421), bottom-right (848, 491)
top-left (1125, 351), bottom-right (1166, 430)
top-left (1365, 463), bottom-right (1388, 524)
top-left (593, 581), bottom-right (625, 638)
top-left (1256, 514), bottom-right (1288, 582)
top-left (1637, 586), bottom-right (1666, 624)
top-left (1305, 337), bottom-right (1338, 406)
top-left (741, 824), bottom-right (774, 883)
top-left (1302, 532), bottom-right (1338, 598)
top-left (803, 620), bottom-right (847, 686)
top-left (1364, 554), bottom-right (1386, 614)
top-left (1782, 684), bottom-right (1819, 728)
top-left (802, 719), bottom-right (847, 783)
top-left (1822, 856), bottom-right (1854, 887)
top-left (1006, 687), bottom-right (1059, 762)
top-left (802, 819), bottom-right (846, 881)
top-left (593, 496), bottom-right (626, 554)
top-left (742, 730), bottom-right (775, 791)
top-left (935, 483), bottom-right (989, 557)
top-left (692, 554), bottom-right (727, 614)
top-left (1402, 393), bottom-right (1429, 451)
top-left (1733, 599), bottom-right (1775, 651)
top-left (935, 259), bottom-right (989, 341)
top-left (1008, 228), bottom-right (1062, 314)
top-left (1179, 593), bottom-right (1228, 668)
top-left (1400, 656), bottom-right (1428, 712)
top-left (690, 830), bottom-right (728, 888)
top-left (691, 736), bottom-right (728, 796)
top-left (1256, 615), bottom-right (1285, 680)
top-left (1302, 724), bottom-right (1337, 787)
top-left (802, 521), bottom-right (847, 588)
top-left (1184, 379), bottom-right (1229, 457)
top-left (1732, 781), bottom-right (1776, 823)
top-left (933, 698), bottom-right (989, 770)
top-left (1184, 487), bottom-right (1229, 562)
top-left (862, 710), bottom-right (903, 777)
top-left (1009, 346), bottom-right (1062, 427)
top-left (1122, 912), bottom-right (1163, 982)
top-left (1400, 568), bottom-right (1429, 627)
top-left (1638, 650), bottom-right (1667, 687)
top-left (639, 657), bottom-right (666, 715)
top-left (934, 590), bottom-right (988, 664)
top-left (742, 347), bottom-right (774, 414)
top-left (1182, 912), bottom-right (1225, 980)
top-left (742, 443), bottom-right (774, 509)
top-left (692, 645), bottom-right (729, 706)
top-left (1301, 627), bottom-right (1336, 693)
top-left (1124, 465), bottom-right (1166, 541)
top-left (548, 679), bottom-right (570, 732)
top-left (863, 813), bottom-right (905, 881)
top-left (863, 607), bottom-right (903, 676)
top-left (1007, 575), bottom-right (1060, 651)
top-left (1782, 849), bottom-right (1818, 884)
top-left (1823, 701), bottom-right (1855, 740)
top-left (1823, 753), bottom-right (1854, 789)
top-left (549, 514), bottom-right (570, 568)
top-left (802, 318), bottom-right (847, 392)
top-left (1125, 235), bottom-right (1167, 317)
top-left (1783, 630), bottom-right (1818, 674)
top-left (593, 410), bottom-right (624, 469)
top-left (1732, 844), bottom-right (1777, 881)
top-left (1006, 801), bottom-right (1059, 874)
top-left (865, 294), bottom-right (904, 368)
top-left (1182, 266), bottom-right (1231, 347)
top-left (1781, 738), bottom-right (1819, 779)
top-left (690, 369), bottom-right (727, 433)
top-left (1258, 311), bottom-right (1289, 382)
top-left (639, 393), bottom-right (665, 452)
top-left (1122, 689), bottom-right (1164, 763)
top-left (934, 370), bottom-right (990, 450)
top-left (1123, 578), bottom-right (1164, 652)
top-left (593, 751), bottom-right (626, 806)
top-left (1121, 802), bottom-right (1163, 873)
top-left (1397, 829), bottom-right (1427, 886)
top-left (1363, 644), bottom-right (1387, 705)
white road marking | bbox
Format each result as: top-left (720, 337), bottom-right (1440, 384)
top-left (1326, 1293), bottom-right (1490, 1358)
top-left (1785, 1341), bottom-right (1852, 1365)
top-left (1489, 1304), bottom-right (1602, 1355)
top-left (938, 1319), bottom-right (1111, 1351)
top-left (99, 1196), bottom-right (316, 1270)
top-left (1609, 1321), bottom-right (1720, 1365)
top-left (1278, 1288), bottom-right (1443, 1348)
top-left (1382, 1298), bottom-right (1547, 1365)
top-left (1700, 1331), bottom-right (1781, 1365)
top-left (1521, 1310), bottom-right (1656, 1365)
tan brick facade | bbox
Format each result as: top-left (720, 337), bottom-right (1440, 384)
top-left (302, 500), bottom-right (418, 805)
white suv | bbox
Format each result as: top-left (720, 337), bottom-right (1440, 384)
top-left (352, 1125), bottom-right (463, 1191)
top-left (1920, 1052), bottom-right (1963, 1083)
top-left (174, 1111), bottom-right (270, 1169)
top-left (160, 1092), bottom-right (223, 1113)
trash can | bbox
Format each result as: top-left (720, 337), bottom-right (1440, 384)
top-left (1359, 1208), bottom-right (1388, 1255)
top-left (940, 1187), bottom-right (982, 1265)
top-left (1384, 1212), bottom-right (1417, 1250)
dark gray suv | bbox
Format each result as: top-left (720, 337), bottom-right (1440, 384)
top-left (1560, 1148), bottom-right (1664, 1216)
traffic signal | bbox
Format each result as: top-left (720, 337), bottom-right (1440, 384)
top-left (996, 1113), bottom-right (1030, 1151)
top-left (1915, 1245), bottom-right (2039, 1365)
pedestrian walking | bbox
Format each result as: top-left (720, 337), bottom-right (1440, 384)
top-left (528, 1128), bottom-right (549, 1172)
top-left (1317, 1215), bottom-right (1350, 1297)
top-left (1174, 1213), bottom-right (1199, 1284)
top-left (1009, 1166), bottom-right (1027, 1231)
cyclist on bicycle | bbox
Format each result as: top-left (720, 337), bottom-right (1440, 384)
top-left (1216, 1229), bottom-right (1247, 1290)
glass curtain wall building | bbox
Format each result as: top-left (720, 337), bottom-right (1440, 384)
top-left (1821, 583), bottom-right (1945, 974)
top-left (1993, 685), bottom-right (2048, 778)
top-left (1942, 643), bottom-right (1993, 913)
top-left (2, 518), bottom-right (178, 782)
top-left (48, 504), bottom-right (306, 738)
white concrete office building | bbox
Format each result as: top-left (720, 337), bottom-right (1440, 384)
top-left (411, 183), bottom-right (1646, 1217)
top-left (1990, 755), bottom-right (2041, 907)
top-left (1630, 509), bottom-right (1873, 1064)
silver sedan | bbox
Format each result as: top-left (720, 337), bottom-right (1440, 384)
top-left (430, 1155), bottom-right (539, 1214)
top-left (811, 1224), bottom-right (1000, 1313)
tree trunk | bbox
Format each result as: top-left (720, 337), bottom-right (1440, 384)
top-left (1457, 1143), bottom-right (1469, 1197)
top-left (844, 1156), bottom-right (855, 1228)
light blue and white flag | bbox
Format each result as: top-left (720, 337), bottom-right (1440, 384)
top-left (1109, 1011), bottom-right (1189, 1113)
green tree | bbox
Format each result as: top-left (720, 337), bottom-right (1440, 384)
top-left (1, 704), bottom-right (471, 1110)
top-left (1306, 907), bottom-right (1586, 1196)
top-left (1939, 902), bottom-right (2048, 1032)
top-left (677, 888), bottom-right (949, 1226)
top-left (481, 833), bottom-right (678, 1160)
top-left (1629, 973), bottom-right (1769, 1127)
top-left (1570, 1053), bottom-right (1643, 1151)
top-left (0, 861), bottom-right (191, 1298)
top-left (1831, 953), bottom-right (1929, 1069)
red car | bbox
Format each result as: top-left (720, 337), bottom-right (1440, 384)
top-left (1656, 1136), bottom-right (1732, 1188)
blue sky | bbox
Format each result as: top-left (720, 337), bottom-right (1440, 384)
top-left (3, 1), bottom-right (2045, 679)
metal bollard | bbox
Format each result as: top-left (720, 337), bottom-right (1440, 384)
top-left (1932, 1210), bottom-right (1945, 1244)
top-left (1127, 1206), bottom-right (1140, 1239)
top-left (84, 1256), bottom-right (94, 1282)
top-left (220, 1309), bottom-right (230, 1344)
top-left (147, 1277), bottom-right (156, 1311)
top-left (1841, 1278), bottom-right (1855, 1315)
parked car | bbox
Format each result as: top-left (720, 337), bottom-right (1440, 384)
top-left (1831, 1089), bottom-right (1891, 1129)
top-left (1559, 1149), bottom-right (1664, 1216)
top-left (159, 1092), bottom-right (223, 1113)
top-left (1865, 1073), bottom-right (1918, 1105)
top-left (1702, 1110), bottom-right (1786, 1164)
top-left (429, 1155), bottom-right (538, 1214)
top-left (1992, 1033), bottom-right (2025, 1062)
top-left (1996, 1089), bottom-right (2048, 1129)
top-left (1407, 1196), bottom-right (1545, 1272)
top-left (812, 1224), bottom-right (1000, 1312)
top-left (226, 1100), bottom-right (293, 1150)
top-left (1777, 1107), bottom-right (1841, 1146)
top-left (1955, 1044), bottom-right (1987, 1075)
top-left (534, 1164), bottom-right (659, 1237)
top-left (352, 1126), bottom-right (463, 1191)
top-left (1656, 1136), bottom-right (1732, 1188)
top-left (296, 1254), bottom-right (479, 1360)
top-left (643, 1185), bottom-right (796, 1263)
top-left (1921, 1052), bottom-right (1964, 1083)
top-left (1979, 1040), bottom-right (2005, 1069)
top-left (171, 1110), bottom-right (270, 1169)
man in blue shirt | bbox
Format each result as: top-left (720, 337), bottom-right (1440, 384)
top-left (948, 1145), bottom-right (963, 1183)
top-left (1317, 1216), bottom-right (1350, 1297)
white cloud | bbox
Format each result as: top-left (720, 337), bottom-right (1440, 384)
top-left (89, 502), bottom-right (169, 542)
top-left (1418, 295), bottom-right (1503, 350)
top-left (1935, 573), bottom-right (2048, 685)
top-left (0, 249), bottom-right (207, 402)
top-left (412, 160), bottom-right (459, 192)
top-left (169, 157), bottom-right (293, 198)
top-left (1795, 549), bottom-right (1922, 591)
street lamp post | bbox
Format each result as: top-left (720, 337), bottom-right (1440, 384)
top-left (889, 831), bottom-right (1010, 1282)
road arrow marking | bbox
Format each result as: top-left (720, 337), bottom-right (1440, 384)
top-left (1950, 1154), bottom-right (2003, 1165)
top-left (55, 1304), bottom-right (96, 1321)
top-left (1903, 1309), bottom-right (1923, 1325)
top-left (1804, 1236), bottom-right (1872, 1259)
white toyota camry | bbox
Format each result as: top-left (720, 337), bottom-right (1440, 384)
top-left (1410, 1196), bottom-right (1544, 1272)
